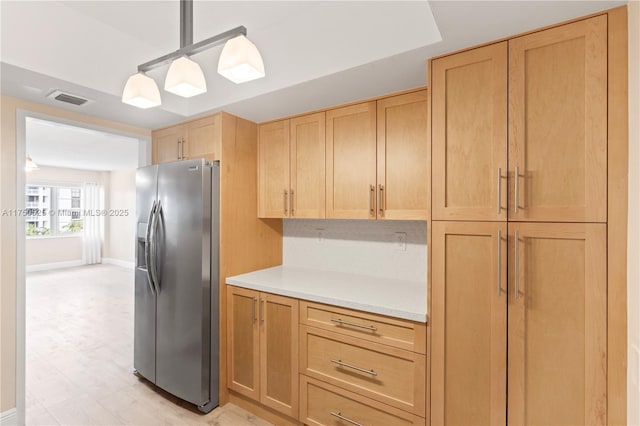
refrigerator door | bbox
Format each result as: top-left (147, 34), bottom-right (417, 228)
top-left (155, 159), bottom-right (212, 406)
top-left (134, 165), bottom-right (158, 383)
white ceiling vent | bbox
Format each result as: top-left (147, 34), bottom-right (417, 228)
top-left (46, 90), bottom-right (93, 106)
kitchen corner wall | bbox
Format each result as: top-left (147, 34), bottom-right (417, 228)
top-left (104, 168), bottom-right (136, 265)
top-left (283, 219), bottom-right (427, 282)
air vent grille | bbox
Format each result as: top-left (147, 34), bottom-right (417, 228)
top-left (46, 90), bottom-right (93, 106)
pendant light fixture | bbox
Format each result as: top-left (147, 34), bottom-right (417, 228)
top-left (25, 156), bottom-right (39, 172)
top-left (122, 0), bottom-right (265, 109)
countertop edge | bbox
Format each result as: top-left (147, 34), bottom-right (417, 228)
top-left (226, 278), bottom-right (427, 323)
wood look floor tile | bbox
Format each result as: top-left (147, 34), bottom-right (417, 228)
top-left (26, 265), bottom-right (271, 426)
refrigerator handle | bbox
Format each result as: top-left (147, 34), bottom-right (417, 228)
top-left (144, 201), bottom-right (157, 295)
top-left (149, 200), bottom-right (163, 294)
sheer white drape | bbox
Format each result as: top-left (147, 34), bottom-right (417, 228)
top-left (82, 182), bottom-right (102, 265)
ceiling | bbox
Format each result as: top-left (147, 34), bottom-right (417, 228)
top-left (1, 0), bottom-right (626, 130)
top-left (26, 117), bottom-right (140, 171)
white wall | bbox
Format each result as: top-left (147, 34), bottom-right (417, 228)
top-left (104, 168), bottom-right (136, 265)
top-left (628, 2), bottom-right (640, 424)
top-left (283, 219), bottom-right (427, 282)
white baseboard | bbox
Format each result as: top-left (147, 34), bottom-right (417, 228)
top-left (26, 259), bottom-right (83, 272)
top-left (102, 258), bottom-right (135, 269)
top-left (0, 408), bottom-right (17, 426)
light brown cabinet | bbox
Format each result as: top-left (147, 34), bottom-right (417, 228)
top-left (152, 115), bottom-right (221, 164)
top-left (300, 376), bottom-right (426, 426)
top-left (508, 16), bottom-right (607, 222)
top-left (431, 221), bottom-right (507, 426)
top-left (325, 102), bottom-right (377, 219)
top-left (326, 93), bottom-right (429, 220)
top-left (431, 43), bottom-right (507, 221)
top-left (430, 14), bottom-right (612, 426)
top-left (507, 222), bottom-right (606, 425)
top-left (432, 15), bottom-right (607, 223)
top-left (258, 113), bottom-right (325, 218)
top-left (377, 91), bottom-right (430, 220)
top-left (226, 286), bottom-right (299, 418)
top-left (431, 221), bottom-right (607, 426)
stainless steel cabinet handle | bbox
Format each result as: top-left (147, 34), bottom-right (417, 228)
top-left (514, 166), bottom-right (519, 214)
top-left (177, 139), bottom-right (181, 160)
top-left (378, 184), bottom-right (385, 216)
top-left (369, 185), bottom-right (375, 215)
top-left (330, 318), bottom-right (377, 331)
top-left (290, 189), bottom-right (294, 217)
top-left (497, 230), bottom-right (501, 296)
top-left (180, 138), bottom-right (185, 160)
top-left (252, 297), bottom-right (257, 323)
top-left (514, 231), bottom-right (519, 299)
top-left (283, 190), bottom-right (288, 216)
top-left (497, 168), bottom-right (502, 214)
top-left (329, 412), bottom-right (363, 426)
top-left (260, 298), bottom-right (265, 324)
top-left (331, 359), bottom-right (377, 376)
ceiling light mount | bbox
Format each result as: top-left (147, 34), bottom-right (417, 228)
top-left (122, 0), bottom-right (265, 109)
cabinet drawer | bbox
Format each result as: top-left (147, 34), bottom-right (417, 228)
top-left (300, 326), bottom-right (426, 416)
top-left (300, 301), bottom-right (426, 354)
top-left (300, 375), bottom-right (425, 426)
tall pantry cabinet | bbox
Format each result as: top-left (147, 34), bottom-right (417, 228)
top-left (430, 14), bottom-right (613, 426)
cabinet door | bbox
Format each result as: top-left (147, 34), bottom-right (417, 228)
top-left (509, 16), bottom-right (607, 222)
top-left (183, 115), bottom-right (221, 161)
top-left (259, 293), bottom-right (299, 417)
top-left (431, 43), bottom-right (508, 221)
top-left (507, 223), bottom-right (606, 425)
top-left (226, 286), bottom-right (260, 400)
top-left (326, 102), bottom-right (377, 219)
top-left (290, 112), bottom-right (326, 218)
top-left (431, 221), bottom-right (507, 426)
top-left (258, 120), bottom-right (290, 218)
top-left (377, 91), bottom-right (429, 220)
top-left (152, 125), bottom-right (183, 164)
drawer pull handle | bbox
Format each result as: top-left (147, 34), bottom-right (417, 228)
top-left (330, 411), bottom-right (363, 426)
top-left (330, 318), bottom-right (377, 332)
top-left (331, 359), bottom-right (377, 376)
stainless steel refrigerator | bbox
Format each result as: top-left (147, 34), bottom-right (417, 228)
top-left (134, 159), bottom-right (219, 413)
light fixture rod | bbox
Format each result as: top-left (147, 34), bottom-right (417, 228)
top-left (137, 25), bottom-right (247, 73)
top-left (180, 0), bottom-right (193, 48)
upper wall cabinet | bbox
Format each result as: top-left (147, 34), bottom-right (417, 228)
top-left (326, 102), bottom-right (378, 219)
top-left (431, 42), bottom-right (508, 221)
top-left (432, 15), bottom-right (607, 223)
top-left (509, 16), bottom-right (607, 222)
top-left (377, 90), bottom-right (430, 220)
top-left (152, 115), bottom-right (221, 165)
top-left (257, 113), bottom-right (326, 218)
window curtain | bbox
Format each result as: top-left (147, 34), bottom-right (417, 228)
top-left (82, 182), bottom-right (102, 265)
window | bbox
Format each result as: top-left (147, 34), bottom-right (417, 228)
top-left (25, 185), bottom-right (83, 237)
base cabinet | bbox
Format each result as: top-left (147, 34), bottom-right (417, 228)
top-left (226, 286), bottom-right (299, 418)
top-left (300, 376), bottom-right (425, 426)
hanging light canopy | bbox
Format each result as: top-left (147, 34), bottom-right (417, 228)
top-left (122, 0), bottom-right (265, 109)
top-left (25, 156), bottom-right (39, 172)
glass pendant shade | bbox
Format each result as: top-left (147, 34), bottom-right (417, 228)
top-left (122, 72), bottom-right (162, 109)
top-left (218, 35), bottom-right (265, 84)
top-left (25, 156), bottom-right (39, 172)
top-left (164, 56), bottom-right (207, 97)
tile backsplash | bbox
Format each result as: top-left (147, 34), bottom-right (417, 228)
top-left (283, 219), bottom-right (427, 282)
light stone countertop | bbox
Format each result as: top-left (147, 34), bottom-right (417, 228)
top-left (226, 265), bottom-right (427, 323)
